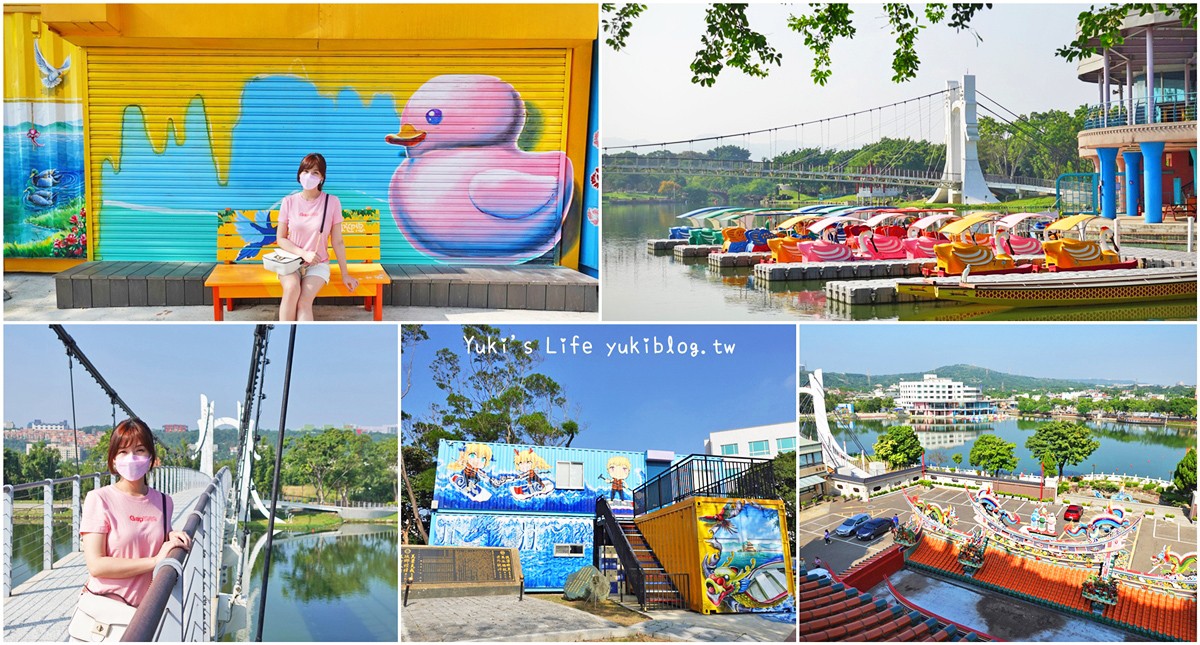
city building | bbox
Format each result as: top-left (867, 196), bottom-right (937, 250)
top-left (28, 419), bottom-right (68, 430)
top-left (162, 424), bottom-right (188, 433)
top-left (703, 422), bottom-right (797, 459)
top-left (798, 437), bottom-right (827, 505)
top-left (895, 374), bottom-right (998, 421)
top-left (1075, 10), bottom-right (1196, 222)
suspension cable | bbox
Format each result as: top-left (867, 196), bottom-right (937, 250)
top-left (256, 325), bottom-right (297, 643)
top-left (67, 355), bottom-right (80, 473)
top-left (604, 89), bottom-right (950, 151)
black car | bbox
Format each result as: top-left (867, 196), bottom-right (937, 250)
top-left (855, 518), bottom-right (894, 541)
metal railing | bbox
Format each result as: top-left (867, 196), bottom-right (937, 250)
top-left (643, 572), bottom-right (689, 610)
top-left (2, 467), bottom-right (220, 599)
top-left (123, 467), bottom-right (231, 642)
top-left (603, 155), bottom-right (963, 189)
top-left (1082, 92), bottom-right (1197, 130)
top-left (276, 493), bottom-right (397, 508)
top-left (634, 454), bottom-right (775, 516)
top-left (3, 472), bottom-right (112, 597)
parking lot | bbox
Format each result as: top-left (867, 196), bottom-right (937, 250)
top-left (799, 487), bottom-right (1197, 576)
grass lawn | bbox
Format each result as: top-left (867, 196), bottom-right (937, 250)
top-left (246, 510), bottom-right (343, 531)
top-left (537, 594), bottom-right (650, 628)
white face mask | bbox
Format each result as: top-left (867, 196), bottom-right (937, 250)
top-left (299, 172), bottom-right (321, 190)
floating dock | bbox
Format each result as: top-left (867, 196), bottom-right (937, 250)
top-left (707, 252), bottom-right (773, 268)
top-left (646, 239), bottom-right (689, 251)
top-left (826, 265), bottom-right (1197, 305)
top-left (673, 244), bottom-right (723, 258)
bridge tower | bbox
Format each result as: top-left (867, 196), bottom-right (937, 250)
top-left (929, 75), bottom-right (998, 204)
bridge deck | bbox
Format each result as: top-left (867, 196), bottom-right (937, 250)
top-left (3, 486), bottom-right (207, 642)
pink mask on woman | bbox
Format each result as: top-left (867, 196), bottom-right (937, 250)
top-left (299, 172), bottom-right (321, 190)
top-left (114, 453), bottom-right (152, 481)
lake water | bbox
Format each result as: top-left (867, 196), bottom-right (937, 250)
top-left (818, 417), bottom-right (1195, 480)
top-left (232, 524), bottom-right (398, 642)
top-left (9, 520), bottom-right (74, 589)
top-left (603, 203), bottom-right (1197, 321)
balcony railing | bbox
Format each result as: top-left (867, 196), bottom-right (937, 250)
top-left (1082, 92), bottom-right (1197, 130)
top-left (633, 454), bottom-right (776, 516)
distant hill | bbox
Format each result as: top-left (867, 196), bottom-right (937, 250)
top-left (818, 364), bottom-right (1132, 392)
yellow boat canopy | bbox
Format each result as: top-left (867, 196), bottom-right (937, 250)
top-left (1047, 214), bottom-right (1099, 232)
top-left (778, 214), bottom-right (825, 229)
top-left (938, 213), bottom-right (999, 236)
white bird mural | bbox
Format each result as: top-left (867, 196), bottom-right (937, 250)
top-left (34, 39), bottom-right (71, 90)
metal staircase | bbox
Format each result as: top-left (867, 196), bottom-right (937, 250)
top-left (594, 497), bottom-right (686, 610)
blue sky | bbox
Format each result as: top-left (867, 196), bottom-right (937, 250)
top-left (800, 324), bottom-right (1197, 385)
top-left (605, 3), bottom-right (1101, 158)
top-left (402, 325), bottom-right (797, 455)
top-left (3, 324), bottom-right (398, 429)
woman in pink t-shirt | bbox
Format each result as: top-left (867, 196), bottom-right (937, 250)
top-left (78, 419), bottom-right (192, 609)
top-left (275, 153), bottom-right (359, 321)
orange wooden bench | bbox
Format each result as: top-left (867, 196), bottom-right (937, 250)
top-left (204, 207), bottom-right (391, 320)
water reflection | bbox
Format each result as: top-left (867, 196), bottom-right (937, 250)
top-left (826, 418), bottom-right (1195, 479)
top-left (238, 524), bottom-right (398, 642)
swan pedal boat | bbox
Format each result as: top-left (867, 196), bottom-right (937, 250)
top-left (926, 213), bottom-right (1036, 277)
top-left (1041, 214), bottom-right (1139, 272)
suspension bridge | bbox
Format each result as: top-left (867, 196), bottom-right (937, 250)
top-left (2, 324), bottom-right (373, 642)
top-left (603, 75), bottom-right (1061, 203)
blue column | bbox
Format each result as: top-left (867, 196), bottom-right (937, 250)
top-left (1097, 147), bottom-right (1119, 219)
top-left (1174, 178), bottom-right (1183, 205)
top-left (1122, 151), bottom-right (1142, 216)
top-left (1140, 141), bottom-right (1165, 224)
top-left (1192, 148), bottom-right (1197, 200)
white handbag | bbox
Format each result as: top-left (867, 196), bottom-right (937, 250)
top-left (68, 591), bottom-right (137, 642)
top-left (265, 194), bottom-right (328, 275)
top-left (262, 249), bottom-right (304, 275)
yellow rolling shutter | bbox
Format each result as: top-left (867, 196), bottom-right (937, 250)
top-left (86, 48), bottom-right (572, 264)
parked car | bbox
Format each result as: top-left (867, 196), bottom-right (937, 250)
top-left (1064, 504), bottom-right (1083, 522)
top-left (856, 518), bottom-right (895, 541)
top-left (834, 513), bottom-right (871, 537)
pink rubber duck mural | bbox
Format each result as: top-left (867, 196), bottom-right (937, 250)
top-left (385, 74), bottom-right (574, 264)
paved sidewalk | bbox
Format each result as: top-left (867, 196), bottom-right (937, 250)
top-left (628, 610), bottom-right (795, 642)
top-left (3, 273), bottom-right (596, 321)
top-left (400, 595), bottom-right (629, 642)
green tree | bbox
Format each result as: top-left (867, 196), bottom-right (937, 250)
top-left (429, 325), bottom-right (582, 446)
top-left (3, 448), bottom-right (22, 485)
top-left (872, 425), bottom-right (924, 469)
top-left (282, 428), bottom-right (382, 505)
top-left (969, 434), bottom-right (1018, 477)
top-left (1172, 448), bottom-right (1196, 499)
top-left (22, 441), bottom-right (63, 482)
top-left (951, 453), bottom-right (962, 468)
top-left (771, 451), bottom-right (796, 545)
top-left (603, 3), bottom-right (1195, 86)
top-left (252, 436), bottom-right (277, 496)
top-left (1025, 421), bottom-right (1100, 478)
top-left (706, 144), bottom-right (753, 161)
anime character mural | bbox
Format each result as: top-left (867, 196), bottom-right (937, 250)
top-left (698, 501), bottom-right (793, 614)
top-left (383, 74), bottom-right (574, 264)
top-left (597, 455), bottom-right (637, 514)
top-left (508, 447), bottom-right (555, 501)
top-left (446, 442), bottom-right (497, 502)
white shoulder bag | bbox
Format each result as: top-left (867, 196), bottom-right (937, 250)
top-left (263, 194), bottom-right (328, 275)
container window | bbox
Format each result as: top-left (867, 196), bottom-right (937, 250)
top-left (554, 544), bottom-right (586, 557)
top-left (720, 443), bottom-right (739, 456)
top-left (556, 461), bottom-right (584, 489)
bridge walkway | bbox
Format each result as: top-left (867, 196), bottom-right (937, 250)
top-left (2, 486), bottom-right (207, 642)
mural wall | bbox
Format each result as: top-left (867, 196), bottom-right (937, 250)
top-left (430, 513), bottom-right (593, 591)
top-left (3, 13), bottom-right (87, 264)
top-left (579, 42), bottom-right (600, 277)
top-left (697, 500), bottom-right (793, 614)
top-left (433, 440), bottom-right (645, 516)
top-left (81, 50), bottom-right (579, 265)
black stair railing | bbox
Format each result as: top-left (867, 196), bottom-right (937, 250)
top-left (595, 496), bottom-right (649, 609)
top-left (634, 454), bottom-right (776, 516)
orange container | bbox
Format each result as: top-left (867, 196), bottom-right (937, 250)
top-left (636, 496), bottom-right (793, 614)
